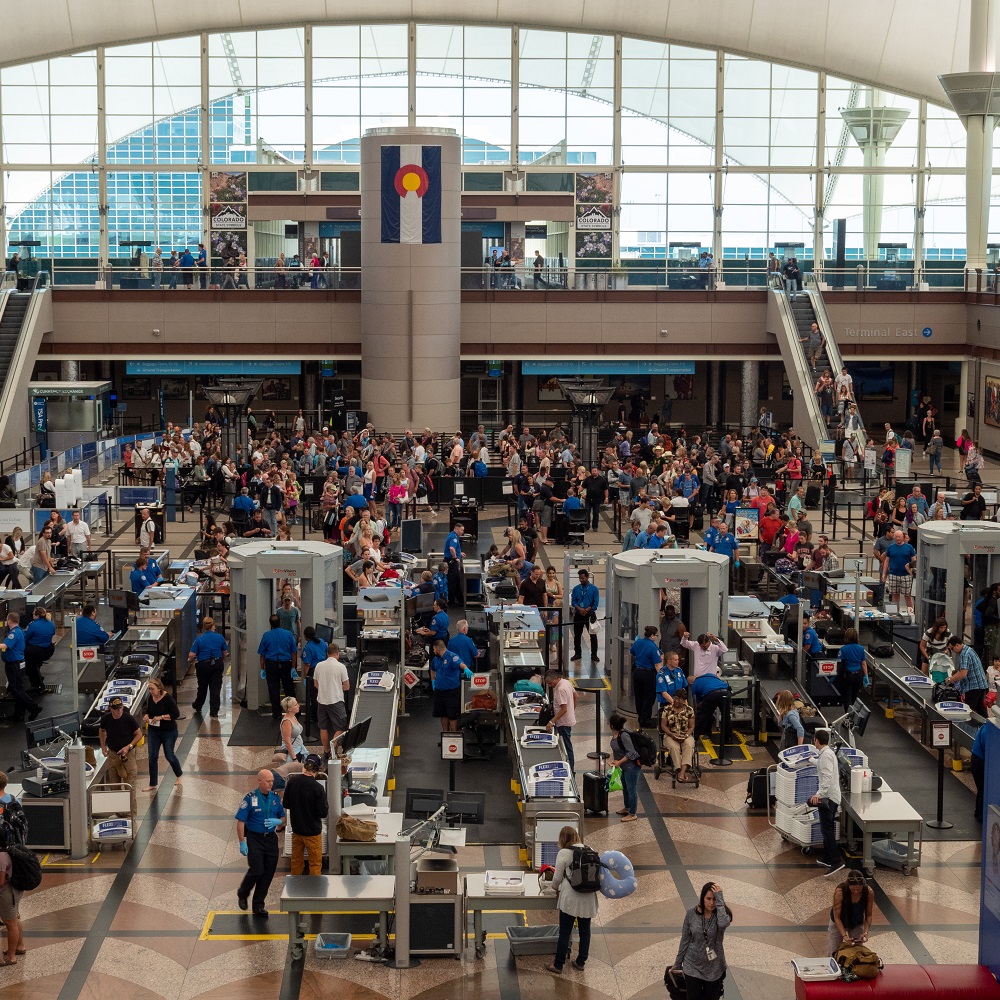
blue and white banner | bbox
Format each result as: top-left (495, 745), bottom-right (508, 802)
top-left (381, 145), bottom-right (442, 244)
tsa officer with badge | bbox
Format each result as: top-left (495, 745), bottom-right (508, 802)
top-left (187, 617), bottom-right (229, 718)
top-left (418, 598), bottom-right (451, 649)
top-left (443, 523), bottom-right (465, 607)
top-left (235, 769), bottom-right (286, 917)
top-left (257, 615), bottom-right (298, 720)
top-left (429, 639), bottom-right (471, 734)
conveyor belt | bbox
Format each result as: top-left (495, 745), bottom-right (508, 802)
top-left (872, 658), bottom-right (985, 752)
top-left (347, 657), bottom-right (401, 798)
top-left (506, 696), bottom-right (578, 800)
top-left (753, 661), bottom-right (830, 737)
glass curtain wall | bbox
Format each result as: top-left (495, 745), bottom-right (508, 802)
top-left (0, 23), bottom-right (978, 268)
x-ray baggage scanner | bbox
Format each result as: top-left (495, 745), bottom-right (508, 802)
top-left (609, 549), bottom-right (730, 719)
top-left (228, 541), bottom-right (344, 713)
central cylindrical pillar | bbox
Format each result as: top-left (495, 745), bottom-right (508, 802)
top-left (360, 128), bottom-right (461, 431)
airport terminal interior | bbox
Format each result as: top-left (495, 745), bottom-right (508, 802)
top-left (3, 2), bottom-right (1000, 999)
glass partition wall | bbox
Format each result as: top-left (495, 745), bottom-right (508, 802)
top-left (0, 23), bottom-right (991, 271)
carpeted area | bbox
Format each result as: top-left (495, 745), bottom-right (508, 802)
top-left (391, 694), bottom-right (523, 845)
top-left (857, 698), bottom-right (979, 840)
top-left (226, 709), bottom-right (283, 746)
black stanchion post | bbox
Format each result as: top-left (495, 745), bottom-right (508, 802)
top-left (926, 720), bottom-right (954, 829)
top-left (711, 690), bottom-right (734, 766)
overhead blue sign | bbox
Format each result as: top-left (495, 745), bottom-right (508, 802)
top-left (32, 398), bottom-right (46, 433)
top-left (126, 361), bottom-right (302, 376)
top-left (522, 360), bottom-right (696, 376)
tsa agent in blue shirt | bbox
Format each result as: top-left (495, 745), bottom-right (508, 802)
top-left (837, 627), bottom-right (868, 712)
top-left (801, 613), bottom-right (824, 656)
top-left (235, 769), bottom-right (285, 916)
top-left (130, 556), bottom-right (157, 596)
top-left (778, 584), bottom-right (800, 606)
top-left (448, 623), bottom-right (480, 669)
top-left (430, 640), bottom-right (471, 733)
top-left (189, 616), bottom-right (229, 717)
top-left (702, 519), bottom-right (720, 551)
top-left (257, 615), bottom-right (298, 721)
top-left (419, 599), bottom-right (451, 645)
top-left (432, 566), bottom-right (450, 603)
top-left (562, 492), bottom-right (583, 512)
top-left (443, 525), bottom-right (464, 606)
top-left (972, 721), bottom-right (991, 821)
top-left (711, 526), bottom-right (740, 564)
top-left (570, 569), bottom-right (600, 662)
top-left (630, 625), bottom-right (663, 727)
top-left (77, 604), bottom-right (110, 647)
top-left (690, 672), bottom-right (730, 740)
top-left (656, 651), bottom-right (688, 706)
top-left (0, 611), bottom-right (39, 720)
top-left (23, 605), bottom-right (56, 694)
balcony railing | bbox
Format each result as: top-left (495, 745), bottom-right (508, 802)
top-left (41, 262), bottom-right (975, 292)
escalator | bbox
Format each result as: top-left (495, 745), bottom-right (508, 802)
top-left (766, 276), bottom-right (867, 463)
top-left (0, 272), bottom-right (52, 460)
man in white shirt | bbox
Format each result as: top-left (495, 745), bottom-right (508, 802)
top-left (312, 643), bottom-right (350, 755)
top-left (680, 632), bottom-right (727, 678)
top-left (809, 728), bottom-right (844, 877)
top-left (136, 507), bottom-right (156, 551)
top-left (65, 510), bottom-right (92, 558)
top-left (544, 670), bottom-right (579, 772)
top-left (630, 497), bottom-right (654, 533)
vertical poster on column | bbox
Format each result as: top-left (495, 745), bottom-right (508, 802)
top-left (575, 172), bottom-right (613, 262)
top-left (209, 171), bottom-right (249, 266)
top-left (734, 506), bottom-right (759, 542)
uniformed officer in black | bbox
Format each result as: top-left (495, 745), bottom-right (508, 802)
top-left (235, 769), bottom-right (286, 916)
top-left (257, 614), bottom-right (298, 720)
top-left (187, 616), bottom-right (228, 718)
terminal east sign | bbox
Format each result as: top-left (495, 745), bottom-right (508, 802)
top-left (844, 327), bottom-right (933, 339)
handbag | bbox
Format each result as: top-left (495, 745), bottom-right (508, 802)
top-left (335, 814), bottom-right (378, 843)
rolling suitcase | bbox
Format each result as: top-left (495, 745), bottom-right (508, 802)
top-left (805, 484), bottom-right (821, 510)
top-left (583, 771), bottom-right (608, 815)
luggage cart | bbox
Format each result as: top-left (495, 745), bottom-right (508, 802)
top-left (765, 764), bottom-right (830, 856)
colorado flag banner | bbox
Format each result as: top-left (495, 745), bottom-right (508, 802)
top-left (381, 145), bottom-right (442, 244)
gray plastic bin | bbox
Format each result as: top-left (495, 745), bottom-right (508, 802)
top-left (506, 925), bottom-right (576, 956)
top-left (871, 838), bottom-right (919, 872)
top-left (314, 932), bottom-right (352, 958)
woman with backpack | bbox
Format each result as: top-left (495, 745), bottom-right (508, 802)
top-left (544, 825), bottom-right (599, 975)
top-left (828, 869), bottom-right (872, 955)
top-left (608, 713), bottom-right (641, 822)
top-left (671, 881), bottom-right (732, 1000)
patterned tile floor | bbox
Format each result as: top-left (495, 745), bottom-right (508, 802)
top-left (0, 506), bottom-right (984, 999)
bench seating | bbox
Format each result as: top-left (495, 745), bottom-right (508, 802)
top-left (795, 964), bottom-right (1000, 1000)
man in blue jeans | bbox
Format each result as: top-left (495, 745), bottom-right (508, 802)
top-left (545, 671), bottom-right (578, 773)
top-left (809, 728), bottom-right (845, 877)
top-left (582, 468), bottom-right (609, 531)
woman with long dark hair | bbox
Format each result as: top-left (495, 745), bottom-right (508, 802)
top-left (827, 869), bottom-right (872, 955)
top-left (671, 881), bottom-right (733, 1000)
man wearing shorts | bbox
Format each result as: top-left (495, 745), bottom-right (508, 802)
top-left (430, 639), bottom-right (466, 733)
top-left (312, 643), bottom-right (350, 756)
top-left (0, 838), bottom-right (25, 962)
top-left (882, 529), bottom-right (916, 616)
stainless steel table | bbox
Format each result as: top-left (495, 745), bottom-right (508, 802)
top-left (840, 782), bottom-right (923, 876)
top-left (334, 811), bottom-right (404, 874)
top-left (279, 873), bottom-right (396, 961)
top-left (464, 872), bottom-right (558, 959)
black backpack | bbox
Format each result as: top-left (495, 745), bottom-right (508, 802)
top-left (566, 845), bottom-right (605, 893)
top-left (0, 797), bottom-right (29, 849)
top-left (629, 729), bottom-right (657, 768)
top-left (8, 844), bottom-right (41, 891)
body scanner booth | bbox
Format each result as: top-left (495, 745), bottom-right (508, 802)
top-left (228, 540), bottom-right (344, 712)
top-left (915, 520), bottom-right (1000, 637)
top-left (609, 549), bottom-right (730, 718)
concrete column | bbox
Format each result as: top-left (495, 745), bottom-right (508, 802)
top-left (99, 361), bottom-right (112, 381)
top-left (61, 361), bottom-right (80, 381)
top-left (939, 0), bottom-right (999, 271)
top-left (708, 361), bottom-right (721, 428)
top-left (360, 128), bottom-right (461, 430)
top-left (958, 359), bottom-right (971, 441)
top-left (741, 361), bottom-right (759, 437)
top-left (841, 91), bottom-right (910, 261)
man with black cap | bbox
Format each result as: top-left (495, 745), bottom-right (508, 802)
top-left (99, 695), bottom-right (142, 819)
top-left (282, 754), bottom-right (329, 876)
